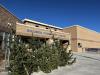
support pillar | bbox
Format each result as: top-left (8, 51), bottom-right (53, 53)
top-left (2, 32), bottom-right (5, 50)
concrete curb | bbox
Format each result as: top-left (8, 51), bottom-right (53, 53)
top-left (73, 53), bottom-right (100, 61)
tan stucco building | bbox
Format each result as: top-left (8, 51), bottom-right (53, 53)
top-left (16, 19), bottom-right (71, 48)
top-left (63, 25), bottom-right (100, 52)
top-left (1, 4), bottom-right (100, 72)
top-left (16, 19), bottom-right (70, 41)
top-left (16, 19), bottom-right (100, 53)
top-left (0, 4), bottom-right (100, 53)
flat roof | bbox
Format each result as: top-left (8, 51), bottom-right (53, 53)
top-left (64, 25), bottom-right (100, 34)
top-left (23, 18), bottom-right (63, 29)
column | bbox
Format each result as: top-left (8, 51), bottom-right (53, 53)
top-left (2, 32), bottom-right (5, 50)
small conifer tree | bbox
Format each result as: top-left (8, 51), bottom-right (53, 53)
top-left (9, 36), bottom-right (76, 75)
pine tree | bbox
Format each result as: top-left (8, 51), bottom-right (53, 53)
top-left (9, 36), bottom-right (76, 75)
top-left (52, 40), bottom-right (76, 67)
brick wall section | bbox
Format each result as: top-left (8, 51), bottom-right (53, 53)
top-left (0, 5), bottom-right (22, 32)
top-left (0, 5), bottom-right (22, 71)
top-left (76, 26), bottom-right (100, 52)
top-left (63, 26), bottom-right (78, 52)
top-left (63, 25), bottom-right (100, 52)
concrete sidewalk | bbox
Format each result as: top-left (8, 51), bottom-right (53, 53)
top-left (73, 52), bottom-right (100, 61)
top-left (32, 53), bottom-right (100, 75)
top-left (0, 72), bottom-right (8, 75)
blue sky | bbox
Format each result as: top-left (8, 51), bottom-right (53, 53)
top-left (0, 0), bottom-right (100, 32)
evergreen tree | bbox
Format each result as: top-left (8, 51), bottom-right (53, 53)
top-left (9, 36), bottom-right (76, 75)
top-left (54, 40), bottom-right (76, 66)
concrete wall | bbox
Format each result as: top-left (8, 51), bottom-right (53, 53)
top-left (63, 26), bottom-right (78, 52)
top-left (77, 26), bottom-right (100, 52)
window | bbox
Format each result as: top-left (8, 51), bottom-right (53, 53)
top-left (54, 29), bottom-right (57, 31)
top-left (46, 27), bottom-right (49, 29)
top-left (35, 25), bottom-right (39, 27)
top-left (78, 43), bottom-right (82, 48)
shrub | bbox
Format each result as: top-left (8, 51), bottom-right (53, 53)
top-left (9, 37), bottom-right (76, 75)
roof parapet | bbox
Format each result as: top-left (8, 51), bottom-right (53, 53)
top-left (64, 25), bottom-right (100, 34)
top-left (23, 18), bottom-right (63, 29)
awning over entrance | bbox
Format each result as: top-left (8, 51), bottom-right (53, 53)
top-left (16, 23), bottom-right (70, 40)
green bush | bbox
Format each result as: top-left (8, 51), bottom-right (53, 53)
top-left (9, 37), bottom-right (76, 75)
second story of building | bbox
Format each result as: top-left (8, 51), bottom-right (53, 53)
top-left (16, 19), bottom-right (70, 40)
top-left (23, 18), bottom-right (63, 32)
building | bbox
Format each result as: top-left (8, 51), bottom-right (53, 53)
top-left (0, 5), bottom-right (21, 53)
top-left (0, 5), bottom-right (21, 50)
top-left (1, 3), bottom-right (100, 73)
top-left (16, 19), bottom-right (70, 45)
top-left (0, 5), bottom-right (22, 70)
top-left (63, 25), bottom-right (100, 53)
top-left (0, 5), bottom-right (21, 32)
top-left (0, 4), bottom-right (100, 54)
top-left (0, 5), bottom-right (71, 70)
top-left (0, 5), bottom-right (22, 67)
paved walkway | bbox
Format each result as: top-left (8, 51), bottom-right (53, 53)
top-left (74, 52), bottom-right (100, 61)
top-left (32, 53), bottom-right (100, 75)
top-left (0, 72), bottom-right (8, 75)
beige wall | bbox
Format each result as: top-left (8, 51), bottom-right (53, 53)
top-left (63, 26), bottom-right (77, 52)
top-left (77, 26), bottom-right (100, 52)
top-left (63, 25), bottom-right (100, 52)
top-left (16, 23), bottom-right (52, 38)
top-left (24, 22), bottom-right (62, 32)
top-left (16, 23), bottom-right (70, 40)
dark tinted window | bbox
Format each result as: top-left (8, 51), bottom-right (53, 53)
top-left (78, 43), bottom-right (82, 48)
